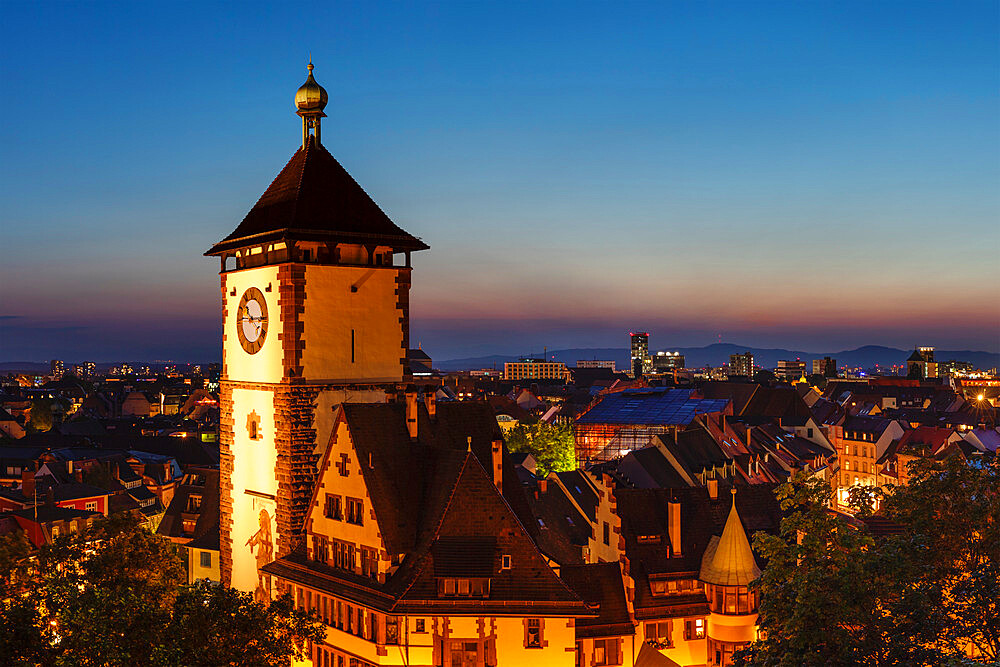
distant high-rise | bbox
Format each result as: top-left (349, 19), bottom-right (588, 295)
top-left (812, 357), bottom-right (837, 378)
top-left (729, 352), bottom-right (754, 378)
top-left (776, 359), bottom-right (807, 381)
top-left (906, 347), bottom-right (938, 379)
top-left (49, 359), bottom-right (64, 378)
top-left (652, 351), bottom-right (685, 373)
top-left (630, 332), bottom-right (650, 378)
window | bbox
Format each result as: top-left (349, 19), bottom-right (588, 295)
top-left (603, 521), bottom-right (610, 546)
top-left (414, 618), bottom-right (426, 633)
top-left (200, 551), bottom-right (212, 568)
top-left (684, 618), bottom-right (705, 640)
top-left (449, 641), bottom-right (479, 667)
top-left (361, 547), bottom-right (378, 579)
top-left (186, 494), bottom-right (202, 512)
top-left (501, 554), bottom-right (511, 570)
top-left (844, 460), bottom-right (850, 471)
top-left (525, 618), bottom-right (542, 648)
top-left (346, 498), bottom-right (364, 525)
top-left (386, 617), bottom-right (399, 645)
top-left (85, 501), bottom-right (98, 512)
top-left (645, 621), bottom-right (672, 647)
top-left (325, 494), bottom-right (342, 520)
top-left (439, 578), bottom-right (489, 597)
top-left (651, 580), bottom-right (666, 596)
top-left (593, 638), bottom-right (620, 665)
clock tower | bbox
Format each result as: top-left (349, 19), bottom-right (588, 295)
top-left (205, 63), bottom-right (428, 594)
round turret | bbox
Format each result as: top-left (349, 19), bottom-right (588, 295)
top-left (295, 62), bottom-right (328, 113)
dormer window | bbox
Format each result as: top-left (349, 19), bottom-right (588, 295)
top-left (501, 554), bottom-right (512, 570)
top-left (438, 577), bottom-right (489, 597)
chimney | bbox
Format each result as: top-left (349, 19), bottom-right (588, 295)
top-left (75, 468), bottom-right (84, 484)
top-left (746, 426), bottom-right (752, 447)
top-left (46, 486), bottom-right (55, 507)
top-left (491, 440), bottom-right (503, 490)
top-left (424, 388), bottom-right (437, 419)
top-left (537, 477), bottom-right (547, 494)
top-left (707, 477), bottom-right (719, 500)
top-left (404, 385), bottom-right (418, 440)
top-left (667, 499), bottom-right (682, 557)
top-left (21, 469), bottom-right (35, 500)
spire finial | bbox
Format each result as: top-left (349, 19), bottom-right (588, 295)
top-left (295, 60), bottom-right (328, 148)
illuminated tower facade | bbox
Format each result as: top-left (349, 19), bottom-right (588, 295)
top-left (630, 331), bottom-right (650, 378)
top-left (205, 64), bottom-right (428, 594)
top-left (699, 490), bottom-right (761, 666)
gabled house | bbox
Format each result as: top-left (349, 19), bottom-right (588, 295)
top-left (262, 398), bottom-right (592, 667)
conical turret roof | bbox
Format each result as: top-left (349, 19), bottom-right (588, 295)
top-left (699, 489), bottom-right (761, 587)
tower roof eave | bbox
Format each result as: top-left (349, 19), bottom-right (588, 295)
top-left (206, 136), bottom-right (428, 256)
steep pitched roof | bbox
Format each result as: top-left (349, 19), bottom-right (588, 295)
top-left (265, 445), bottom-right (590, 616)
top-left (207, 136), bottom-right (427, 255)
top-left (560, 562), bottom-right (634, 638)
top-left (699, 490), bottom-right (761, 587)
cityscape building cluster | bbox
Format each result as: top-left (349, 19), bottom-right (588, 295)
top-left (1, 66), bottom-right (997, 667)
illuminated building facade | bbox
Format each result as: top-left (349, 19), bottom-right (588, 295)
top-left (811, 357), bottom-right (837, 378)
top-left (577, 359), bottom-right (617, 371)
top-left (205, 63), bottom-right (427, 594)
top-left (728, 353), bottom-right (754, 378)
top-left (503, 358), bottom-right (570, 382)
top-left (652, 351), bottom-right (685, 373)
top-left (630, 332), bottom-right (650, 378)
top-left (775, 360), bottom-right (806, 382)
top-left (906, 346), bottom-right (938, 379)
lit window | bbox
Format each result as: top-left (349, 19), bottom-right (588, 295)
top-left (200, 551), bottom-right (212, 568)
top-left (525, 618), bottom-right (542, 648)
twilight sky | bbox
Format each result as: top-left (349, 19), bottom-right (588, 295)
top-left (1, 1), bottom-right (998, 363)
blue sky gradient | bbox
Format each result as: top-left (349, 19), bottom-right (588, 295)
top-left (1, 1), bottom-right (997, 361)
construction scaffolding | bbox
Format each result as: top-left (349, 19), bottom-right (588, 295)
top-left (572, 388), bottom-right (731, 467)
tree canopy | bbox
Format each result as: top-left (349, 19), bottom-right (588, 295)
top-left (504, 421), bottom-right (577, 476)
top-left (0, 513), bottom-right (323, 666)
top-left (737, 456), bottom-right (999, 666)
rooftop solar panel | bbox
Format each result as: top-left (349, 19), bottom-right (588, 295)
top-left (576, 389), bottom-right (731, 426)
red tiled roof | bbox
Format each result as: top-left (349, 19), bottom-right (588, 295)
top-left (207, 136), bottom-right (428, 255)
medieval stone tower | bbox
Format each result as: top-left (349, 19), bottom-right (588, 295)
top-left (205, 63), bottom-right (427, 594)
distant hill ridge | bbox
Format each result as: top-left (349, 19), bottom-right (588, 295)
top-left (437, 344), bottom-right (1000, 372)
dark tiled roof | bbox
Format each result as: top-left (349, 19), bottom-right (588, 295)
top-left (616, 485), bottom-right (782, 616)
top-left (617, 447), bottom-right (689, 489)
top-left (431, 537), bottom-right (497, 577)
top-left (560, 562), bottom-right (634, 638)
top-left (207, 136), bottom-right (427, 255)
top-left (271, 445), bottom-right (590, 616)
top-left (157, 467), bottom-right (219, 541)
top-left (185, 523), bottom-right (220, 550)
top-left (656, 427), bottom-right (728, 477)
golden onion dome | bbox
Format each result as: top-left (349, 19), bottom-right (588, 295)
top-left (295, 62), bottom-right (328, 112)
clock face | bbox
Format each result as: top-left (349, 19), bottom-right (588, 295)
top-left (236, 287), bottom-right (268, 354)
